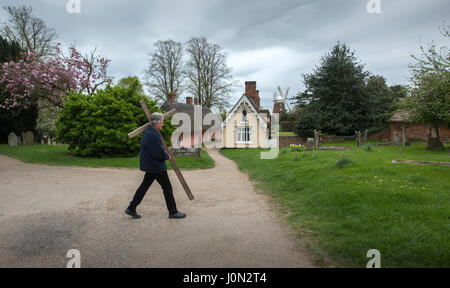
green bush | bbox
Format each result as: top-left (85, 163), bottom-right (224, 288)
top-left (56, 82), bottom-right (175, 157)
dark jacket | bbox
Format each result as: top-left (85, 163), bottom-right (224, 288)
top-left (139, 126), bottom-right (169, 173)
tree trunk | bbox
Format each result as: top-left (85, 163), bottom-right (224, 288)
top-left (426, 125), bottom-right (444, 150)
top-left (401, 125), bottom-right (406, 147)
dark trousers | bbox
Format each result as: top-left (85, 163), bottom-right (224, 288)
top-left (128, 171), bottom-right (178, 215)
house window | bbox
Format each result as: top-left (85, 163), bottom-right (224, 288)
top-left (236, 127), bottom-right (251, 143)
top-left (242, 109), bottom-right (247, 122)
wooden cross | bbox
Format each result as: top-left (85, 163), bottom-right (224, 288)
top-left (128, 100), bottom-right (194, 201)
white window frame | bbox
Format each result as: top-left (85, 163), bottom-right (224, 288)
top-left (235, 126), bottom-right (252, 144)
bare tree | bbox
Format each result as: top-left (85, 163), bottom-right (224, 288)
top-left (144, 40), bottom-right (184, 103)
top-left (185, 37), bottom-right (234, 110)
top-left (1, 6), bottom-right (57, 59)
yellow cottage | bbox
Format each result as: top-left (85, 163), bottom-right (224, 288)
top-left (222, 81), bottom-right (272, 148)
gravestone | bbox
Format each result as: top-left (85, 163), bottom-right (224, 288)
top-left (8, 133), bottom-right (18, 146)
top-left (22, 131), bottom-right (34, 145)
top-left (17, 135), bottom-right (22, 145)
top-left (314, 130), bottom-right (323, 149)
top-left (355, 130), bottom-right (362, 147)
top-left (169, 147), bottom-right (201, 158)
top-left (392, 132), bottom-right (401, 145)
top-left (363, 129), bottom-right (369, 144)
top-left (305, 138), bottom-right (315, 151)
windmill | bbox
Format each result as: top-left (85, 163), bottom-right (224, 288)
top-left (273, 86), bottom-right (291, 114)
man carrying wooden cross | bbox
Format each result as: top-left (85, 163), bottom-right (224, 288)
top-left (125, 112), bottom-right (186, 219)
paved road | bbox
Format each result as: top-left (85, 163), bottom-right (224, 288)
top-left (0, 149), bottom-right (314, 268)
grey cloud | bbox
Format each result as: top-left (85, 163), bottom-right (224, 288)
top-left (0, 0), bottom-right (449, 111)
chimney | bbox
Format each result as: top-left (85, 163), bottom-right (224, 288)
top-left (194, 97), bottom-right (199, 105)
top-left (245, 81), bottom-right (256, 99)
top-left (255, 90), bottom-right (260, 110)
top-left (167, 91), bottom-right (175, 104)
top-left (186, 97), bottom-right (193, 105)
top-left (245, 81), bottom-right (260, 111)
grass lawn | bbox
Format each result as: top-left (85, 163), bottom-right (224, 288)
top-left (0, 144), bottom-right (214, 170)
top-left (221, 143), bottom-right (450, 267)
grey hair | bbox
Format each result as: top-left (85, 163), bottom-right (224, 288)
top-left (150, 113), bottom-right (164, 126)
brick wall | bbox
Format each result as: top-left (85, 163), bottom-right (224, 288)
top-left (279, 124), bottom-right (450, 147)
top-left (279, 135), bottom-right (356, 147)
top-left (279, 136), bottom-right (304, 147)
top-left (390, 124), bottom-right (450, 142)
top-left (279, 135), bottom-right (355, 146)
top-left (368, 128), bottom-right (391, 141)
top-left (321, 135), bottom-right (355, 142)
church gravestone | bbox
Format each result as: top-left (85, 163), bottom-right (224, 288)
top-left (22, 131), bottom-right (34, 145)
top-left (8, 133), bottom-right (18, 146)
top-left (392, 131), bottom-right (401, 145)
top-left (305, 138), bottom-right (315, 151)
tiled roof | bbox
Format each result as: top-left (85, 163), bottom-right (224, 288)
top-left (160, 102), bottom-right (215, 130)
top-left (390, 110), bottom-right (411, 123)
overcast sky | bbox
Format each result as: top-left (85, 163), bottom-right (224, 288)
top-left (1, 0), bottom-right (449, 111)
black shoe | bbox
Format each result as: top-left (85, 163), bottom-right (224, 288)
top-left (125, 208), bottom-right (141, 219)
top-left (169, 211), bottom-right (186, 219)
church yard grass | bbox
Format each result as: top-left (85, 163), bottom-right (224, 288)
top-left (0, 144), bottom-right (214, 170)
top-left (220, 142), bottom-right (450, 268)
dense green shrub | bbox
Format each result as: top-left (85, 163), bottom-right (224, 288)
top-left (56, 82), bottom-right (174, 157)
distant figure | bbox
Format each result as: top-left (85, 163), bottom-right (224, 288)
top-left (399, 149), bottom-right (403, 155)
top-left (125, 112), bottom-right (186, 219)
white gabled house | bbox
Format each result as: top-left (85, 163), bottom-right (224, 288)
top-left (221, 81), bottom-right (272, 148)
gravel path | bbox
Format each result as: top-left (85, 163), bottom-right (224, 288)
top-left (0, 149), bottom-right (314, 268)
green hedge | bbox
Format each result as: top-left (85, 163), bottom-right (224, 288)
top-left (56, 82), bottom-right (174, 157)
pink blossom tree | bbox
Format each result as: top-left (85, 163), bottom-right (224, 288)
top-left (0, 43), bottom-right (112, 114)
